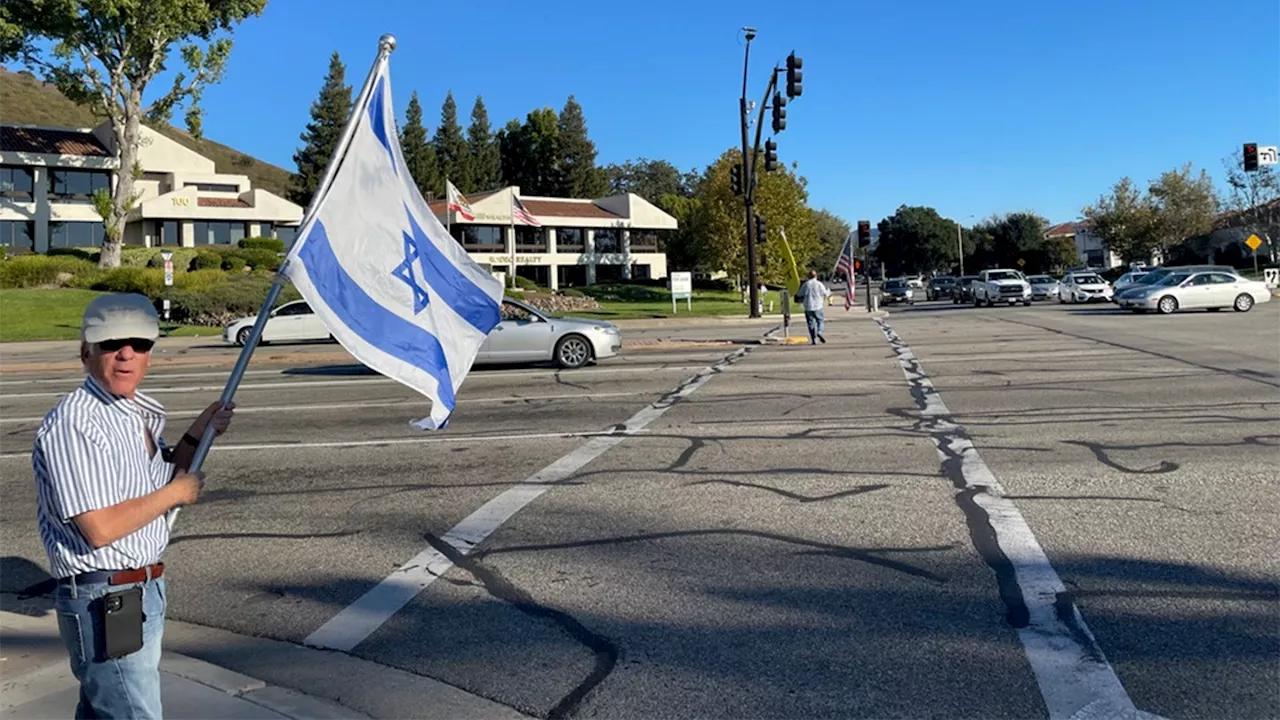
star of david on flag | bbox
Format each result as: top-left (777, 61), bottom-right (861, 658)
top-left (283, 55), bottom-right (503, 430)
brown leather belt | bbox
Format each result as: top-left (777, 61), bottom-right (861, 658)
top-left (64, 563), bottom-right (164, 586)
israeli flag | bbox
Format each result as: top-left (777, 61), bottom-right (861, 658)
top-left (284, 57), bottom-right (503, 430)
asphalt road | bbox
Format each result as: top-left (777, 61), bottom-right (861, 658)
top-left (1, 301), bottom-right (1276, 719)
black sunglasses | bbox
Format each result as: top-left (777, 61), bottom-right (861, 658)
top-left (98, 338), bottom-right (155, 353)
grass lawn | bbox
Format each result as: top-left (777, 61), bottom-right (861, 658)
top-left (0, 289), bottom-right (219, 342)
top-left (564, 287), bottom-right (755, 320)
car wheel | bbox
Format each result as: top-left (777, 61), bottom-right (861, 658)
top-left (1233, 293), bottom-right (1254, 312)
top-left (554, 334), bottom-right (592, 369)
top-left (1023, 300), bottom-right (1032, 306)
top-left (236, 327), bottom-right (253, 347)
top-left (1156, 296), bottom-right (1178, 315)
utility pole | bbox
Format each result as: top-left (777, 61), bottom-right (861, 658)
top-left (957, 224), bottom-right (964, 276)
top-left (739, 27), bottom-right (759, 318)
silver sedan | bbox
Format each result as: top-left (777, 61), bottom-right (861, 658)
top-left (476, 299), bottom-right (622, 368)
top-left (1116, 271), bottom-right (1272, 314)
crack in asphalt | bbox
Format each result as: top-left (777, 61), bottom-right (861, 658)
top-left (686, 478), bottom-right (891, 504)
top-left (422, 532), bottom-right (617, 720)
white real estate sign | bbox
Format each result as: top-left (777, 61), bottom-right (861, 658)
top-left (670, 272), bottom-right (692, 313)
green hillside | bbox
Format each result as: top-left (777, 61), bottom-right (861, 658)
top-left (0, 68), bottom-right (292, 197)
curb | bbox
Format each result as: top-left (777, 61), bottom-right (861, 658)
top-left (160, 652), bottom-right (368, 719)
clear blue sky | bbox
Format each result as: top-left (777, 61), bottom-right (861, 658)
top-left (188, 0), bottom-right (1277, 226)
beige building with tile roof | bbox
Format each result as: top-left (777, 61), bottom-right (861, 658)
top-left (0, 122), bottom-right (302, 253)
top-left (430, 186), bottom-right (676, 289)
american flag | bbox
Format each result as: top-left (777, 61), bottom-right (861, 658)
top-left (834, 233), bottom-right (856, 310)
top-left (511, 195), bottom-right (541, 226)
top-left (446, 180), bottom-right (475, 221)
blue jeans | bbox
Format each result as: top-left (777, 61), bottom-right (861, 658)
top-left (55, 576), bottom-right (166, 719)
top-left (804, 309), bottom-right (825, 342)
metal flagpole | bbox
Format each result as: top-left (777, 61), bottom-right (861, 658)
top-left (169, 33), bottom-right (398, 530)
top-left (445, 179), bottom-right (451, 236)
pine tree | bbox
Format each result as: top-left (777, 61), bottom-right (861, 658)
top-left (435, 91), bottom-right (473, 193)
top-left (401, 91), bottom-right (440, 201)
top-left (290, 52), bottom-right (353, 207)
top-left (468, 96), bottom-right (501, 191)
top-left (555, 95), bottom-right (608, 198)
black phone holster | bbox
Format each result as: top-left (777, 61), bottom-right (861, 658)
top-left (96, 586), bottom-right (145, 660)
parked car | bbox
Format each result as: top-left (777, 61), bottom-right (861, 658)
top-left (223, 298), bottom-right (621, 369)
top-left (973, 269), bottom-right (1032, 306)
top-left (881, 278), bottom-right (916, 305)
top-left (1116, 270), bottom-right (1271, 314)
top-left (1026, 275), bottom-right (1060, 300)
top-left (1111, 270), bottom-right (1151, 295)
top-left (1058, 272), bottom-right (1114, 303)
top-left (951, 275), bottom-right (980, 304)
top-left (1112, 265), bottom-right (1236, 303)
top-left (926, 276), bottom-right (957, 301)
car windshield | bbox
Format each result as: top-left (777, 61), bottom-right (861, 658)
top-left (1125, 273), bottom-right (1147, 282)
top-left (1157, 273), bottom-right (1192, 287)
top-left (885, 280), bottom-right (906, 289)
top-left (986, 271), bottom-right (1020, 281)
top-left (1029, 276), bottom-right (1053, 284)
top-left (933, 277), bottom-right (955, 284)
top-left (1134, 270), bottom-right (1170, 285)
top-left (959, 276), bottom-right (978, 285)
top-left (1073, 274), bottom-right (1104, 284)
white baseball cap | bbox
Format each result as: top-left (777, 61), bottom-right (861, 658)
top-left (81, 293), bottom-right (160, 344)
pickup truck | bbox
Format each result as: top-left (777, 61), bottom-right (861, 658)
top-left (973, 269), bottom-right (1032, 306)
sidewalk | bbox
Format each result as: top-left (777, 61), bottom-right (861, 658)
top-left (0, 608), bottom-right (531, 720)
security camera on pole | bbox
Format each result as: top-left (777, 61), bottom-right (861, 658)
top-left (738, 27), bottom-right (803, 319)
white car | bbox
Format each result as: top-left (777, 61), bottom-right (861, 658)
top-left (1116, 270), bottom-right (1271, 314)
top-left (1111, 270), bottom-right (1150, 295)
top-left (1058, 272), bottom-right (1114, 304)
top-left (973, 269), bottom-right (1032, 306)
top-left (221, 298), bottom-right (621, 369)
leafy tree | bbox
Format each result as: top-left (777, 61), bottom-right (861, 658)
top-left (435, 91), bottom-right (472, 191)
top-left (873, 206), bottom-right (961, 275)
top-left (1148, 163), bottom-right (1217, 260)
top-left (400, 91), bottom-right (438, 201)
top-left (1221, 153), bottom-right (1280, 262)
top-left (810, 209), bottom-right (853, 274)
top-left (604, 159), bottom-right (696, 200)
top-left (467, 96), bottom-right (500, 192)
top-left (2, 0), bottom-right (266, 267)
top-left (498, 109), bottom-right (559, 196)
top-left (972, 212), bottom-right (1051, 272)
top-left (1082, 177), bottom-right (1159, 263)
top-left (291, 52), bottom-right (352, 209)
top-left (555, 95), bottom-right (607, 198)
top-left (655, 194), bottom-right (701, 271)
top-left (692, 149), bottom-right (818, 283)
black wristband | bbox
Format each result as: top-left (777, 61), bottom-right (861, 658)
top-left (181, 433), bottom-right (201, 446)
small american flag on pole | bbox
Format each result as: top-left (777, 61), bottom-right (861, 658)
top-left (835, 233), bottom-right (856, 310)
top-left (511, 195), bottom-right (541, 226)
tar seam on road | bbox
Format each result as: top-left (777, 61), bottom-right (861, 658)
top-left (303, 347), bottom-right (751, 653)
top-left (873, 318), bottom-right (1163, 720)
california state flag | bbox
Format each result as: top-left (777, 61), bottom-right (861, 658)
top-left (446, 180), bottom-right (475, 221)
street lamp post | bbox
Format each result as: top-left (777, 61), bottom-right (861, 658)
top-left (740, 27), bottom-right (760, 318)
top-left (956, 214), bottom-right (973, 276)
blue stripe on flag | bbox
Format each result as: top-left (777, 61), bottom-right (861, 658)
top-left (368, 76), bottom-right (395, 168)
top-left (297, 219), bottom-right (456, 411)
top-left (402, 206), bottom-right (501, 334)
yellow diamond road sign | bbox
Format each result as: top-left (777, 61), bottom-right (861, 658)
top-left (1246, 234), bottom-right (1263, 251)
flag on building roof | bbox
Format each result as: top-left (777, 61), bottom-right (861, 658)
top-left (446, 180), bottom-right (475, 221)
top-left (511, 194), bottom-right (541, 226)
top-left (283, 54), bottom-right (503, 431)
top-left (835, 233), bottom-right (856, 310)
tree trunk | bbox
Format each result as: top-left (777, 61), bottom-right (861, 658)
top-left (98, 97), bottom-right (142, 269)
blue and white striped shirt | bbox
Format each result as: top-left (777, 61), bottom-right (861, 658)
top-left (33, 376), bottom-right (175, 579)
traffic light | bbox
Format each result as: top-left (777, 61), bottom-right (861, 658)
top-left (764, 140), bottom-right (778, 172)
top-left (730, 163), bottom-right (743, 195)
top-left (1244, 143), bottom-right (1259, 172)
top-left (756, 214), bottom-right (766, 240)
top-left (854, 259), bottom-right (862, 271)
top-left (857, 220), bottom-right (871, 247)
top-left (786, 52), bottom-right (803, 98)
top-left (771, 92), bottom-right (787, 133)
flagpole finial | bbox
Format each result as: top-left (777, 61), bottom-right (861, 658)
top-left (379, 34), bottom-right (397, 53)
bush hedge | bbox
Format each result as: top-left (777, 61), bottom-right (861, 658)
top-left (168, 275), bottom-right (300, 326)
top-left (239, 237), bottom-right (285, 253)
top-left (560, 288), bottom-right (586, 298)
top-left (231, 247), bottom-right (282, 271)
top-left (84, 267), bottom-right (165, 297)
top-left (191, 250), bottom-right (222, 270)
top-left (145, 248), bottom-right (199, 272)
top-left (221, 255), bottom-right (248, 272)
top-left (513, 276), bottom-right (539, 291)
top-left (0, 255), bottom-right (100, 288)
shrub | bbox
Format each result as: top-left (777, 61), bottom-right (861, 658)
top-left (561, 288), bottom-right (586, 298)
top-left (513, 276), bottom-right (538, 291)
top-left (145, 248), bottom-right (198, 272)
top-left (174, 268), bottom-right (229, 294)
top-left (47, 247), bottom-right (100, 263)
top-left (169, 275), bottom-right (300, 326)
top-left (0, 255), bottom-right (99, 288)
top-left (231, 247), bottom-right (282, 271)
top-left (221, 255), bottom-right (248, 272)
top-left (120, 246), bottom-right (161, 267)
top-left (88, 267), bottom-right (164, 297)
top-left (239, 236), bottom-right (285, 254)
top-left (579, 283), bottom-right (666, 302)
top-left (192, 250), bottom-right (223, 271)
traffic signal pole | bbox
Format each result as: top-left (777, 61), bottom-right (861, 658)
top-left (740, 30), bottom-right (760, 318)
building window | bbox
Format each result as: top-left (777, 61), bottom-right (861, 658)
top-left (184, 182), bottom-right (240, 193)
top-left (630, 231), bottom-right (660, 251)
top-left (594, 229), bottom-right (619, 253)
top-left (515, 226), bottom-right (544, 251)
top-left (632, 264), bottom-right (651, 280)
top-left (49, 169), bottom-right (111, 203)
top-left (0, 166), bottom-right (35, 200)
top-left (155, 220), bottom-right (181, 246)
top-left (49, 221), bottom-right (105, 248)
top-left (557, 265), bottom-right (587, 288)
top-left (0, 220), bottom-right (34, 251)
top-left (453, 225), bottom-right (505, 250)
top-left (277, 225), bottom-right (298, 249)
top-left (257, 222), bottom-right (275, 239)
top-left (194, 221), bottom-right (247, 245)
top-left (557, 228), bottom-right (584, 251)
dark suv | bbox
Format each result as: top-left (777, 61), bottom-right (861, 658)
top-left (951, 276), bottom-right (979, 304)
top-left (926, 276), bottom-right (957, 301)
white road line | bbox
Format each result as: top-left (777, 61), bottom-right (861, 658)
top-left (874, 319), bottom-right (1161, 720)
top-left (0, 368), bottom-right (287, 387)
top-left (0, 391), bottom-right (650, 425)
top-left (303, 346), bottom-right (751, 652)
top-left (0, 365), bottom-right (709, 400)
